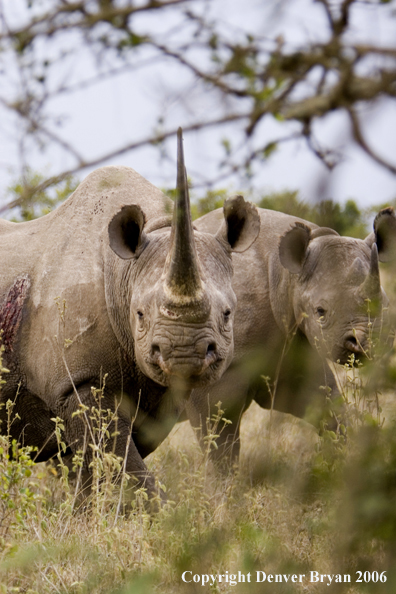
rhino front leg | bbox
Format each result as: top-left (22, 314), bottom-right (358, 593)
top-left (284, 357), bottom-right (340, 422)
top-left (0, 389), bottom-right (60, 462)
top-left (187, 363), bottom-right (252, 471)
top-left (254, 337), bottom-right (342, 428)
top-left (55, 387), bottom-right (159, 503)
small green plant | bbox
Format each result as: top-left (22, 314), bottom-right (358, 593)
top-left (0, 350), bottom-right (39, 544)
top-left (7, 170), bottom-right (79, 222)
top-left (0, 417), bottom-right (38, 541)
top-left (202, 401), bottom-right (233, 458)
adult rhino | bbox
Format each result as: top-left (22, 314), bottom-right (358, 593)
top-left (186, 206), bottom-right (396, 466)
top-left (0, 129), bottom-right (260, 498)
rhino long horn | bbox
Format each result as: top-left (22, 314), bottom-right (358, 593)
top-left (163, 128), bottom-right (203, 303)
top-left (360, 244), bottom-right (381, 299)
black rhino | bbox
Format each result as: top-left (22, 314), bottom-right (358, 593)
top-left (0, 130), bottom-right (260, 497)
top-left (186, 206), bottom-right (396, 466)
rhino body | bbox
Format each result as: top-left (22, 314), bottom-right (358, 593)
top-left (187, 206), bottom-right (396, 466)
top-left (0, 136), bottom-right (260, 496)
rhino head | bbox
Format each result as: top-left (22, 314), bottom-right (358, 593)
top-left (279, 209), bottom-right (396, 364)
top-left (107, 129), bottom-right (260, 389)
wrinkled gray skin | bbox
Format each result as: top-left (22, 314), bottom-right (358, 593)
top-left (186, 206), bottom-right (396, 466)
top-left (0, 141), bottom-right (260, 498)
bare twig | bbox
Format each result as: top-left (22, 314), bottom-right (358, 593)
top-left (348, 107), bottom-right (396, 175)
top-left (0, 0), bottom-right (395, 213)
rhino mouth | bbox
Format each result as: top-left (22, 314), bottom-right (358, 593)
top-left (333, 337), bottom-right (369, 365)
top-left (149, 346), bottom-right (222, 387)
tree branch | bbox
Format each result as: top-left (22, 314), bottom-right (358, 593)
top-left (348, 107), bottom-right (396, 175)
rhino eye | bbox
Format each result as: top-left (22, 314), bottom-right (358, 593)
top-left (316, 306), bottom-right (326, 318)
top-left (137, 310), bottom-right (144, 319)
top-left (224, 308), bottom-right (232, 321)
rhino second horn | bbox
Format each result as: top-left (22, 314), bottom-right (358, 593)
top-left (360, 243), bottom-right (381, 299)
top-left (163, 128), bottom-right (204, 304)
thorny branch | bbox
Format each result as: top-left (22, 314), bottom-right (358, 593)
top-left (0, 0), bottom-right (395, 212)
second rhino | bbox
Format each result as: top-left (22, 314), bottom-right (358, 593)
top-left (187, 205), bottom-right (396, 466)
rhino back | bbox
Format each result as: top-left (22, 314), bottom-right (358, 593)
top-left (195, 207), bottom-right (317, 255)
top-left (0, 165), bottom-right (172, 278)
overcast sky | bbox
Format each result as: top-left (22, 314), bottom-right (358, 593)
top-left (0, 0), bottom-right (395, 211)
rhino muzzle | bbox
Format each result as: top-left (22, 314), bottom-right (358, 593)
top-left (343, 333), bottom-right (368, 358)
top-left (331, 335), bottom-right (368, 365)
top-left (334, 245), bottom-right (385, 364)
top-left (337, 321), bottom-right (382, 363)
top-left (150, 338), bottom-right (220, 385)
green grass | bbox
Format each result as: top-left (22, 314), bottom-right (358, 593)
top-left (0, 392), bottom-right (395, 594)
top-left (1, 291), bottom-right (396, 594)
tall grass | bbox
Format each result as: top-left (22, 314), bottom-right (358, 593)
top-left (1, 315), bottom-right (396, 593)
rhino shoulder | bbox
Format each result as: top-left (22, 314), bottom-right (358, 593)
top-left (54, 166), bottom-right (174, 224)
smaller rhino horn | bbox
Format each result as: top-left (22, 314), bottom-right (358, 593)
top-left (347, 257), bottom-right (367, 286)
top-left (360, 244), bottom-right (381, 299)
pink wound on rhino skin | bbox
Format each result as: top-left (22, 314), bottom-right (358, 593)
top-left (0, 275), bottom-right (31, 353)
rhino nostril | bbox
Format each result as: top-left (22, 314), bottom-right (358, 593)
top-left (206, 342), bottom-right (216, 355)
top-left (205, 342), bottom-right (218, 366)
top-left (345, 336), bottom-right (364, 354)
top-left (151, 344), bottom-right (161, 358)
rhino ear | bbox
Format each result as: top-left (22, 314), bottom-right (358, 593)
top-left (216, 195), bottom-right (260, 253)
top-left (108, 205), bottom-right (147, 259)
top-left (279, 223), bottom-right (311, 273)
top-left (372, 207), bottom-right (396, 263)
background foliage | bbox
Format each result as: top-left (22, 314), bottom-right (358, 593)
top-left (0, 0), bottom-right (395, 211)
